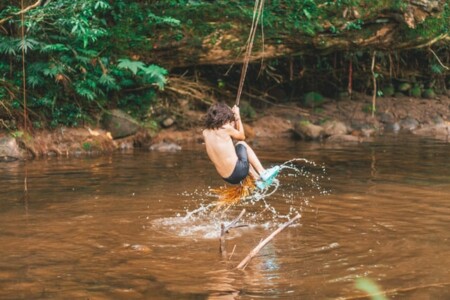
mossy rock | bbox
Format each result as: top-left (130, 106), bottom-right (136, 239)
top-left (397, 82), bottom-right (412, 92)
top-left (293, 120), bottom-right (324, 140)
top-left (409, 86), bottom-right (422, 98)
top-left (304, 92), bottom-right (325, 108)
top-left (0, 136), bottom-right (26, 160)
top-left (422, 88), bottom-right (436, 99)
top-left (382, 84), bottom-right (395, 97)
top-left (101, 109), bottom-right (141, 139)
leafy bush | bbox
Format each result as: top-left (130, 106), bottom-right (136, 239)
top-left (1, 0), bottom-right (449, 131)
top-left (0, 0), bottom-right (171, 128)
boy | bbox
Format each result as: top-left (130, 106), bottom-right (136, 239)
top-left (203, 102), bottom-right (279, 189)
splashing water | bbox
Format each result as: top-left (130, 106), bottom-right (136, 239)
top-left (151, 158), bottom-right (330, 239)
top-left (239, 158), bottom-right (330, 220)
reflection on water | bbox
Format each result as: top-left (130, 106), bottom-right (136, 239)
top-left (0, 135), bottom-right (449, 299)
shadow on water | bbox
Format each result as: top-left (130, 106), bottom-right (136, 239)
top-left (0, 135), bottom-right (449, 299)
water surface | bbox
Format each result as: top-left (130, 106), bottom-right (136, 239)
top-left (0, 135), bottom-right (449, 299)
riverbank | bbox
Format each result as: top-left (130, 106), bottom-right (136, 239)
top-left (155, 93), bottom-right (450, 145)
top-left (1, 93), bottom-right (449, 160)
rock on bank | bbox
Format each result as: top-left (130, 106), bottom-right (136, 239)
top-left (0, 128), bottom-right (117, 160)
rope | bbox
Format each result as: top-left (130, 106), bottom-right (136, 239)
top-left (235, 0), bottom-right (264, 106)
top-left (21, 0), bottom-right (28, 131)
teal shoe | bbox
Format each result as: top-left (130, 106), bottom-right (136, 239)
top-left (255, 180), bottom-right (266, 190)
top-left (256, 166), bottom-right (281, 190)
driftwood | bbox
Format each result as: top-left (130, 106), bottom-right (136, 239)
top-left (236, 214), bottom-right (301, 270)
top-left (220, 209), bottom-right (247, 258)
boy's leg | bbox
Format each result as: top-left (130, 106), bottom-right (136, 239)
top-left (236, 141), bottom-right (265, 176)
top-left (248, 165), bottom-right (259, 179)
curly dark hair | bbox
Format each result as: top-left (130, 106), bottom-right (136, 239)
top-left (204, 102), bottom-right (235, 129)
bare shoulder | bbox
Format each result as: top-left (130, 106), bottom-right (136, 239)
top-left (204, 128), bottom-right (224, 139)
top-left (222, 123), bottom-right (244, 140)
top-left (221, 123), bottom-right (235, 133)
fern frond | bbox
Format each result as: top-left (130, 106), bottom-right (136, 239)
top-left (17, 38), bottom-right (40, 53)
top-left (27, 75), bottom-right (45, 88)
top-left (99, 74), bottom-right (119, 90)
top-left (75, 85), bottom-right (96, 101)
top-left (148, 12), bottom-right (180, 27)
top-left (42, 64), bottom-right (64, 78)
top-left (117, 58), bottom-right (145, 75)
top-left (141, 64), bottom-right (168, 90)
top-left (94, 0), bottom-right (110, 10)
top-left (0, 37), bottom-right (19, 55)
top-left (41, 43), bottom-right (69, 53)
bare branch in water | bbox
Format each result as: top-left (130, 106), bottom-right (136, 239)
top-left (236, 214), bottom-right (301, 270)
top-left (220, 209), bottom-right (246, 257)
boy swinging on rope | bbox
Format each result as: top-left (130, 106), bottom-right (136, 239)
top-left (203, 102), bottom-right (279, 191)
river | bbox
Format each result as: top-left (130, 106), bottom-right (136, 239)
top-left (0, 135), bottom-right (449, 299)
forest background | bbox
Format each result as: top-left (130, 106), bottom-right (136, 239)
top-left (0, 0), bottom-right (449, 135)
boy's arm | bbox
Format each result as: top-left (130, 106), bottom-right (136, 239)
top-left (226, 105), bottom-right (245, 140)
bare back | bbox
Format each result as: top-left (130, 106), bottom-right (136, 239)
top-left (203, 124), bottom-right (239, 178)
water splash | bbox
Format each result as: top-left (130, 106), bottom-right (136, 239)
top-left (151, 158), bottom-right (330, 239)
top-left (237, 158), bottom-right (330, 219)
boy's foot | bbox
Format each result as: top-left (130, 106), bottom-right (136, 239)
top-left (255, 165), bottom-right (281, 190)
top-left (255, 180), bottom-right (267, 190)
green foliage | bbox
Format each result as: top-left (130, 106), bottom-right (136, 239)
top-left (10, 131), bottom-right (24, 138)
top-left (381, 84), bottom-right (395, 97)
top-left (145, 0), bottom-right (448, 57)
top-left (299, 119), bottom-right (311, 126)
top-left (304, 91), bottom-right (325, 108)
top-left (118, 59), bottom-right (146, 75)
top-left (397, 82), bottom-right (411, 92)
top-left (82, 142), bottom-right (92, 151)
top-left (0, 0), bottom-right (170, 128)
top-left (362, 104), bottom-right (376, 114)
top-left (422, 88), bottom-right (436, 99)
top-left (401, 3), bottom-right (449, 42)
top-left (430, 64), bottom-right (444, 75)
top-left (118, 59), bottom-right (168, 90)
top-left (410, 85), bottom-right (422, 98)
top-left (345, 19), bottom-right (363, 31)
top-left (1, 0), bottom-right (449, 130)
top-left (262, 0), bottom-right (323, 36)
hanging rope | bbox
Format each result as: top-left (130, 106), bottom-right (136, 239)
top-left (21, 0), bottom-right (28, 131)
top-left (235, 0), bottom-right (264, 106)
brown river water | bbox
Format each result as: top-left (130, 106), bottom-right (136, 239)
top-left (0, 135), bottom-right (449, 299)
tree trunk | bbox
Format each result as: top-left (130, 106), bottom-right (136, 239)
top-left (148, 0), bottom-right (448, 69)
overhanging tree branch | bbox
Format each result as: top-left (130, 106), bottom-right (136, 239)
top-left (0, 0), bottom-right (43, 25)
top-left (14, 0), bottom-right (43, 15)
